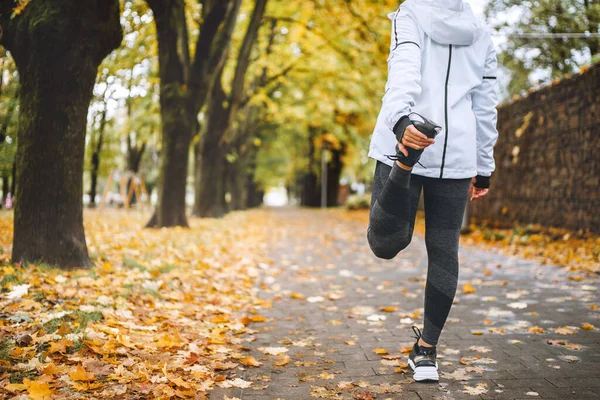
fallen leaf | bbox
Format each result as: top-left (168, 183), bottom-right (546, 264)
top-left (69, 364), bottom-right (96, 381)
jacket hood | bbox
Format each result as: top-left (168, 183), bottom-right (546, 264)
top-left (392, 0), bottom-right (480, 46)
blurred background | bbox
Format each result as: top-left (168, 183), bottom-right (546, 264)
top-left (0, 0), bottom-right (598, 242)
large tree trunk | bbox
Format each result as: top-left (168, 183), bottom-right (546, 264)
top-left (193, 79), bottom-right (228, 218)
top-left (1, 0), bottom-right (122, 269)
top-left (146, 99), bottom-right (194, 227)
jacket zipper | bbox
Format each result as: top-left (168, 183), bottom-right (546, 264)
top-left (439, 45), bottom-right (452, 178)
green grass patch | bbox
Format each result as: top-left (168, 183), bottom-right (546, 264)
top-left (40, 311), bottom-right (103, 335)
top-left (72, 311), bottom-right (103, 332)
top-left (157, 264), bottom-right (178, 274)
top-left (0, 338), bottom-right (14, 362)
top-left (9, 369), bottom-right (38, 384)
top-left (123, 257), bottom-right (147, 271)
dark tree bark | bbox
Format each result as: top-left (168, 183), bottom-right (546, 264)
top-left (10, 159), bottom-right (15, 194)
top-left (193, 72), bottom-right (228, 218)
top-left (88, 106), bottom-right (107, 208)
top-left (145, 0), bottom-right (241, 228)
top-left (1, 173), bottom-right (8, 201)
top-left (193, 0), bottom-right (269, 217)
top-left (0, 0), bottom-right (122, 269)
top-left (325, 143), bottom-right (345, 207)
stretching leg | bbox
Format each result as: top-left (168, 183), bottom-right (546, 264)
top-left (367, 161), bottom-right (422, 259)
top-left (421, 177), bottom-right (471, 345)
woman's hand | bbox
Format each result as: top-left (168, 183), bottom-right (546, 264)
top-left (396, 125), bottom-right (435, 156)
top-left (468, 178), bottom-right (489, 202)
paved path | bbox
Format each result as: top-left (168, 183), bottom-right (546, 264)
top-left (210, 209), bottom-right (600, 400)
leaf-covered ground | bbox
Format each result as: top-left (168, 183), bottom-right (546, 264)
top-left (0, 209), bottom-right (598, 399)
top-left (0, 210), bottom-right (271, 399)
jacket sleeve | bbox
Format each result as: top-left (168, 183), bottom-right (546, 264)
top-left (382, 10), bottom-right (422, 134)
top-left (472, 41), bottom-right (499, 181)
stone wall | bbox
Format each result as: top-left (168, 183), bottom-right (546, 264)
top-left (470, 64), bottom-right (599, 232)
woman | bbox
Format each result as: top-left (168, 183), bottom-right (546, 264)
top-left (367, 0), bottom-right (499, 382)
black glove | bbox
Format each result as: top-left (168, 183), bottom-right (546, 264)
top-left (474, 175), bottom-right (490, 189)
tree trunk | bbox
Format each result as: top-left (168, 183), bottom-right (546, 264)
top-left (192, 0), bottom-right (268, 217)
top-left (193, 114), bottom-right (228, 217)
top-left (145, 0), bottom-right (193, 228)
top-left (145, 0), bottom-right (241, 227)
top-left (146, 100), bottom-right (193, 227)
top-left (89, 106), bottom-right (107, 208)
top-left (301, 129), bottom-right (320, 207)
top-left (1, 173), bottom-right (8, 201)
top-left (326, 144), bottom-right (345, 207)
top-left (10, 160), bottom-right (15, 194)
top-left (1, 0), bottom-right (122, 269)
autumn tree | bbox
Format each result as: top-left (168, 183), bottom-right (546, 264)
top-left (0, 0), bottom-right (122, 268)
top-left (486, 0), bottom-right (600, 95)
top-left (193, 0), bottom-right (268, 218)
top-left (248, 0), bottom-right (394, 206)
top-left (144, 0), bottom-right (242, 228)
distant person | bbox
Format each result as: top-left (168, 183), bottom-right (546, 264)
top-left (4, 193), bottom-right (13, 210)
top-left (367, 0), bottom-right (499, 382)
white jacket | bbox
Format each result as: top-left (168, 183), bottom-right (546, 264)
top-left (368, 0), bottom-right (499, 180)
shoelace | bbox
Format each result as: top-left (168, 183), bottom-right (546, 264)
top-left (412, 326), bottom-right (435, 354)
top-left (385, 153), bottom-right (427, 169)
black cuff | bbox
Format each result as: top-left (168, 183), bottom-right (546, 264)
top-left (474, 175), bottom-right (490, 189)
top-left (392, 115), bottom-right (413, 143)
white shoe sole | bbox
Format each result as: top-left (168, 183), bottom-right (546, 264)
top-left (408, 359), bottom-right (439, 382)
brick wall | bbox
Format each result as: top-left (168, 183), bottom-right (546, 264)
top-left (470, 64), bottom-right (600, 232)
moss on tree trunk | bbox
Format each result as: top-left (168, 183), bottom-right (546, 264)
top-left (0, 0), bottom-right (122, 269)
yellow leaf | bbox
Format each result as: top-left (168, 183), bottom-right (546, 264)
top-left (250, 315), bottom-right (267, 322)
top-left (554, 326), bottom-right (577, 335)
top-left (4, 383), bottom-right (27, 392)
top-left (24, 379), bottom-right (54, 400)
top-left (319, 371), bottom-right (335, 380)
top-left (291, 292), bottom-right (306, 300)
top-left (471, 331), bottom-right (483, 335)
top-left (582, 323), bottom-right (595, 330)
top-left (528, 326), bottom-right (545, 334)
top-left (374, 348), bottom-right (388, 355)
top-left (42, 363), bottom-right (61, 375)
top-left (47, 338), bottom-right (72, 354)
top-left (380, 306), bottom-right (397, 313)
top-left (210, 314), bottom-right (230, 324)
top-left (275, 355), bottom-right (290, 366)
top-left (69, 365), bottom-right (96, 381)
top-left (463, 283), bottom-right (476, 294)
top-left (240, 355), bottom-right (262, 367)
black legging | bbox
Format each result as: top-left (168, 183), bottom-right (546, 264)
top-left (367, 161), bottom-right (470, 345)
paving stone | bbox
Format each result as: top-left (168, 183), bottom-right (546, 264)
top-left (207, 209), bottom-right (600, 400)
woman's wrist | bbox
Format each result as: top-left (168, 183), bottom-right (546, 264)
top-left (474, 175), bottom-right (490, 189)
top-left (392, 115), bottom-right (413, 143)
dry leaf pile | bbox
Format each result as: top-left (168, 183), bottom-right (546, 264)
top-left (461, 223), bottom-right (600, 274)
top-left (0, 210), bottom-right (270, 399)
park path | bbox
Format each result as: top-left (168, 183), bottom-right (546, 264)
top-left (210, 208), bottom-right (599, 400)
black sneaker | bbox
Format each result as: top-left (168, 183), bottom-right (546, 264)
top-left (386, 112), bottom-right (441, 168)
top-left (407, 326), bottom-right (439, 382)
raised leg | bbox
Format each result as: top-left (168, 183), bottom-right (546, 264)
top-left (367, 161), bottom-right (422, 260)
